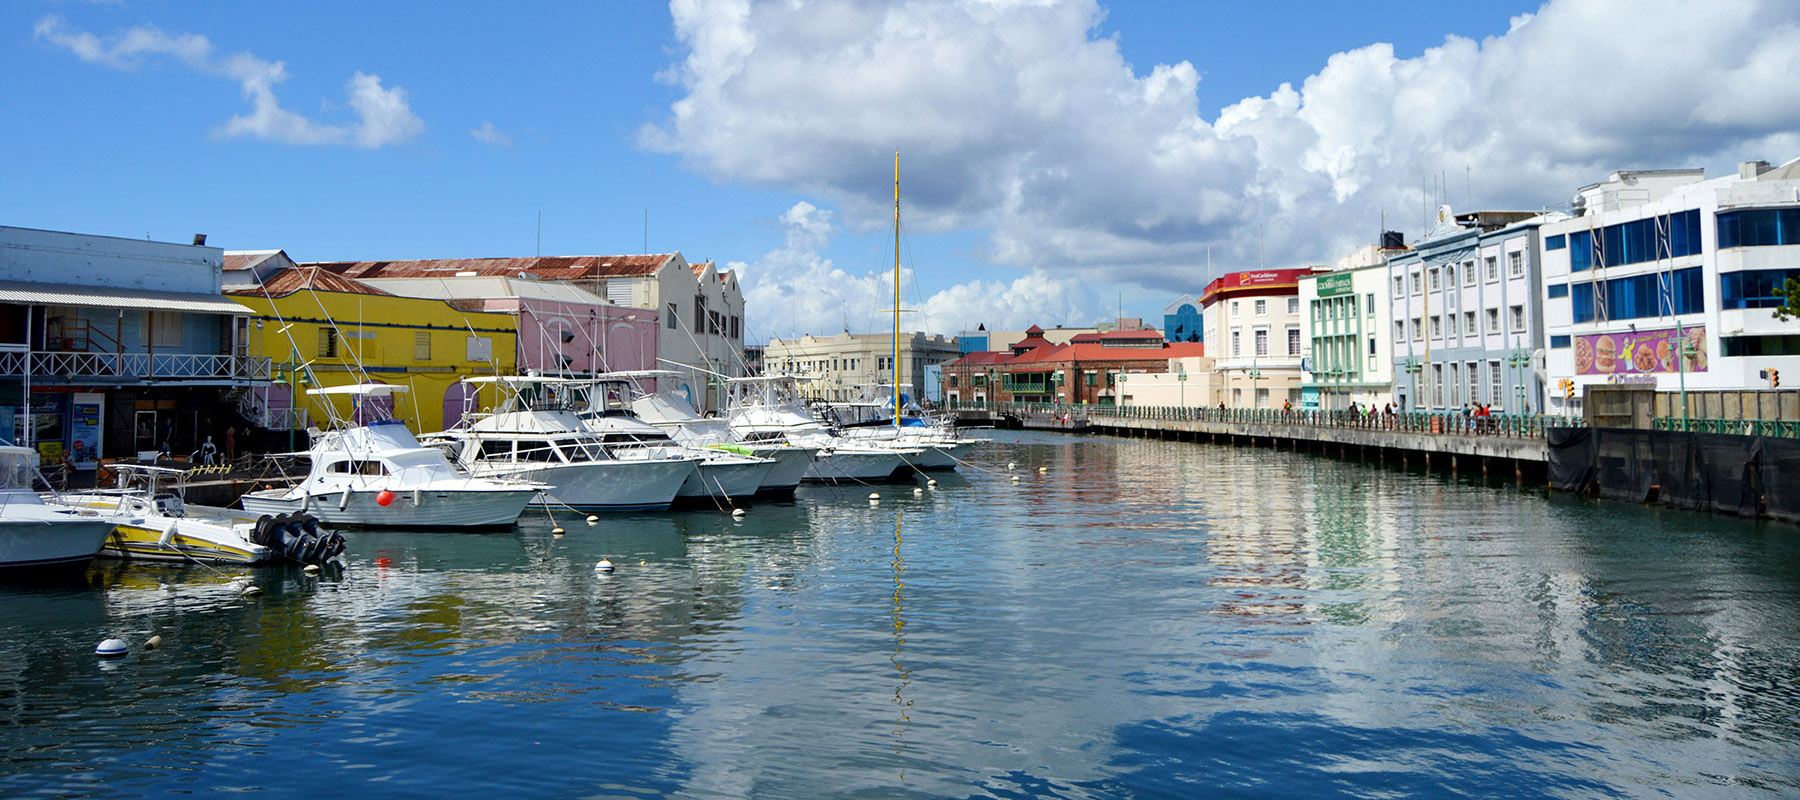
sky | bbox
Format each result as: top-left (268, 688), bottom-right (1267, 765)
top-left (6, 0), bottom-right (1800, 345)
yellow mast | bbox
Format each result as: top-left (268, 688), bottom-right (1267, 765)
top-left (893, 150), bottom-right (902, 429)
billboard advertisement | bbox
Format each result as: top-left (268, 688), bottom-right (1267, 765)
top-left (1574, 325), bottom-right (1707, 376)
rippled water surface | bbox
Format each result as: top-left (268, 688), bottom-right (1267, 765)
top-left (4, 431), bottom-right (1799, 798)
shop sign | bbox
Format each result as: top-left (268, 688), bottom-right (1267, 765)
top-left (1316, 273), bottom-right (1354, 297)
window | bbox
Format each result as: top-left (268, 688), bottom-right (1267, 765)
top-left (1429, 268), bottom-right (1441, 290)
top-left (1546, 234), bottom-right (1567, 250)
top-left (1548, 283), bottom-right (1569, 298)
top-left (1432, 363), bottom-right (1444, 406)
top-left (694, 295), bottom-right (707, 331)
top-left (1231, 300), bottom-right (1239, 318)
top-left (1486, 308), bottom-right (1500, 334)
top-left (1444, 265), bottom-right (1455, 286)
top-left (1429, 315), bottom-right (1441, 338)
top-left (318, 327), bottom-right (338, 358)
top-left (1287, 327), bottom-right (1301, 356)
top-left (1394, 276), bottom-right (1404, 297)
top-left (1464, 260), bottom-right (1476, 286)
top-left (1717, 208), bottom-right (1800, 248)
top-left (1231, 330), bottom-right (1241, 357)
top-left (151, 312), bottom-right (184, 347)
top-left (413, 330), bottom-right (431, 361)
top-left (1550, 335), bottom-right (1572, 348)
top-left (1571, 267), bottom-right (1705, 322)
top-left (1569, 209), bottom-right (1702, 271)
top-left (1084, 371), bottom-right (1095, 386)
top-left (1410, 272), bottom-right (1421, 294)
top-left (1449, 362), bottom-right (1461, 406)
top-left (1254, 328), bottom-right (1268, 356)
top-left (1508, 251), bottom-right (1524, 277)
top-left (730, 315), bottom-right (740, 339)
top-left (666, 303), bottom-right (678, 329)
top-left (1286, 297), bottom-right (1299, 315)
top-left (1464, 311), bottom-right (1477, 336)
top-left (1395, 321), bottom-right (1406, 342)
top-left (1490, 362), bottom-right (1503, 406)
top-left (1467, 362), bottom-right (1479, 407)
top-left (1720, 268), bottom-right (1800, 309)
top-left (1485, 256), bottom-right (1499, 281)
top-left (1365, 293), bottom-right (1375, 315)
top-left (466, 336), bottom-right (492, 362)
top-left (1254, 299), bottom-right (1267, 316)
top-left (1368, 336), bottom-right (1377, 356)
top-left (1510, 305), bottom-right (1525, 331)
top-left (1411, 317), bottom-right (1422, 340)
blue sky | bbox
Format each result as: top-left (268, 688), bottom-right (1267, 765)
top-left (7, 1), bottom-right (1798, 342)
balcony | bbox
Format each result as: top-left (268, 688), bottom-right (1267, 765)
top-left (0, 346), bottom-right (271, 384)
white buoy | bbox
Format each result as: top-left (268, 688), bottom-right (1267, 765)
top-left (731, 508), bottom-right (746, 518)
top-left (595, 558), bottom-right (615, 574)
top-left (927, 479), bottom-right (937, 487)
top-left (586, 515), bottom-right (599, 526)
top-left (868, 492), bottom-right (880, 500)
top-left (552, 527), bottom-right (565, 536)
top-left (240, 584), bottom-right (263, 597)
top-left (145, 635), bottom-right (163, 651)
top-left (95, 638), bottom-right (128, 658)
top-left (1011, 475), bottom-right (1020, 482)
top-left (912, 487), bottom-right (923, 495)
top-left (302, 564), bottom-right (321, 576)
top-left (1038, 466), bottom-right (1047, 473)
top-left (1008, 462), bottom-right (1016, 470)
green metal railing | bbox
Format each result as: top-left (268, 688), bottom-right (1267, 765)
top-left (1652, 417), bottom-right (1800, 438)
top-left (946, 400), bottom-right (1580, 440)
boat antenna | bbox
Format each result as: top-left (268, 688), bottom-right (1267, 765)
top-left (893, 149), bottom-right (901, 429)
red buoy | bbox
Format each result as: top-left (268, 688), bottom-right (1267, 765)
top-left (376, 489), bottom-right (395, 507)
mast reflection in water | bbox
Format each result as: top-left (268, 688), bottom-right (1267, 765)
top-left (2, 430), bottom-right (1799, 798)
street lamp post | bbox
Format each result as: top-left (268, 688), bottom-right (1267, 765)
top-left (1247, 360), bottom-right (1263, 409)
top-left (1507, 341), bottom-right (1531, 415)
top-left (1402, 356), bottom-right (1422, 412)
top-left (1177, 366), bottom-right (1188, 407)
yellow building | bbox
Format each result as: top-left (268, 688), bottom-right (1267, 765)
top-left (226, 265), bottom-right (517, 435)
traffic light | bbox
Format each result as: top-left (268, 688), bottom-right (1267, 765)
top-left (1773, 369), bottom-right (1781, 389)
top-left (1561, 379), bottom-right (1575, 399)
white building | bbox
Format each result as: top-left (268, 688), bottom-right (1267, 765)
top-left (1201, 268), bottom-right (1315, 408)
top-left (1299, 263), bottom-right (1395, 411)
top-left (765, 331), bottom-right (960, 402)
top-left (1539, 159), bottom-right (1800, 415)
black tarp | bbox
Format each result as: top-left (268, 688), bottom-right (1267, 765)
top-left (1546, 426), bottom-right (1596, 493)
top-left (1549, 426), bottom-right (1786, 519)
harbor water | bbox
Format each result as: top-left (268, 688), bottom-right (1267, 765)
top-left (3, 431), bottom-right (1799, 798)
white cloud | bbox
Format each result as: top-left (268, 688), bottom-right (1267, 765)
top-left (645, 0), bottom-right (1800, 296)
top-left (738, 201), bottom-right (1093, 340)
top-left (471, 120), bottom-right (513, 148)
top-left (35, 15), bottom-right (423, 149)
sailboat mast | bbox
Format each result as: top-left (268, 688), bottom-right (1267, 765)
top-left (893, 150), bottom-right (901, 429)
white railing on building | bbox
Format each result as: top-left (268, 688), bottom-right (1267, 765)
top-left (0, 351), bottom-right (271, 382)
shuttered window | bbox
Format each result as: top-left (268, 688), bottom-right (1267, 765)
top-left (414, 330), bottom-right (431, 361)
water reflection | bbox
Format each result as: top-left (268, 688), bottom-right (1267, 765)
top-left (0, 433), bottom-right (1797, 797)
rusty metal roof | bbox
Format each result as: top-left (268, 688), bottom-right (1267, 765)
top-left (305, 253), bottom-right (679, 280)
top-left (224, 267), bottom-right (394, 298)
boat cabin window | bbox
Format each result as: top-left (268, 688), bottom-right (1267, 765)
top-left (326, 460), bottom-right (388, 476)
top-left (516, 439), bottom-right (563, 462)
top-left (480, 440), bottom-right (515, 460)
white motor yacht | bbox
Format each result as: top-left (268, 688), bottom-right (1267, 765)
top-left (423, 377), bottom-right (699, 512)
top-left (628, 381), bottom-right (817, 499)
top-left (51, 465), bottom-right (342, 565)
top-left (727, 376), bottom-right (922, 483)
top-left (0, 446), bottom-right (115, 578)
top-left (238, 385), bottom-right (540, 529)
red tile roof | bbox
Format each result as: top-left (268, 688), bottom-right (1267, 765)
top-left (305, 254), bottom-right (679, 280)
top-left (225, 267), bottom-right (393, 298)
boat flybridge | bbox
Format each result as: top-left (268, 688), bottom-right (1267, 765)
top-left (625, 371), bottom-right (818, 498)
top-left (727, 374), bottom-right (923, 483)
top-left (420, 376), bottom-right (702, 512)
top-left (819, 383), bottom-right (980, 470)
top-left (51, 465), bottom-right (341, 565)
top-left (238, 384), bottom-right (541, 528)
top-left (0, 445), bottom-right (115, 577)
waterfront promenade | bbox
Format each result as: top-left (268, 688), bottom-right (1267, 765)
top-left (955, 402), bottom-right (1573, 469)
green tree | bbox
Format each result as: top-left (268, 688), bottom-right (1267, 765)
top-left (1776, 277), bottom-right (1800, 322)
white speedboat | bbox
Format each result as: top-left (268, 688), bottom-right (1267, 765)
top-left (0, 446), bottom-right (115, 578)
top-left (570, 373), bottom-right (783, 502)
top-left (51, 465), bottom-right (341, 565)
top-left (423, 382), bottom-right (699, 512)
top-left (822, 384), bottom-right (982, 470)
top-left (238, 385), bottom-right (540, 529)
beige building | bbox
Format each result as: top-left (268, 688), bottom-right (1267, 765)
top-left (1201, 268), bottom-right (1318, 408)
top-left (1111, 356), bottom-right (1220, 407)
top-left (766, 331), bottom-right (960, 402)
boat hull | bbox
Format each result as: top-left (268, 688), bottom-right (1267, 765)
top-left (101, 522), bottom-right (269, 564)
top-left (678, 457), bottom-right (774, 502)
top-left (498, 459), bottom-right (696, 511)
top-left (241, 487), bottom-right (535, 529)
top-left (0, 518), bottom-right (115, 578)
top-left (804, 449), bottom-right (910, 483)
top-left (747, 446), bottom-right (816, 497)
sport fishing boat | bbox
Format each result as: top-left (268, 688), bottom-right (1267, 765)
top-left (0, 445), bottom-right (115, 577)
top-left (421, 377), bottom-right (701, 512)
top-left (727, 375), bottom-right (921, 483)
top-left (238, 384), bottom-right (540, 528)
top-left (50, 465), bottom-right (341, 565)
top-left (569, 374), bottom-right (777, 503)
top-left (821, 384), bottom-right (980, 470)
top-left (627, 373), bottom-right (818, 498)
